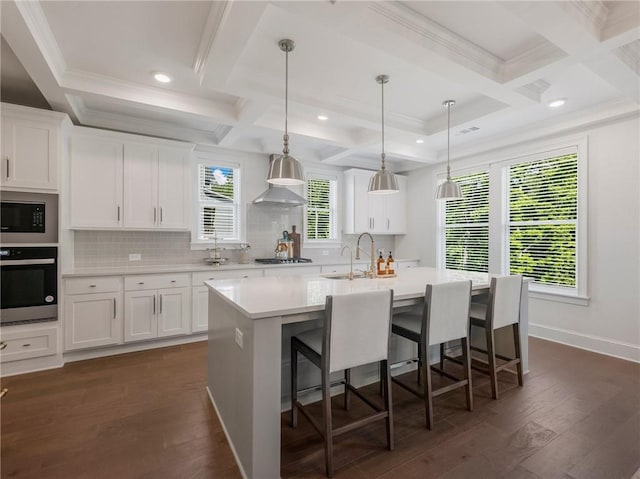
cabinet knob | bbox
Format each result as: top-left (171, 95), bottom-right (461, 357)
top-left (0, 388), bottom-right (8, 399)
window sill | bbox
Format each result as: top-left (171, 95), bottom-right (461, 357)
top-left (303, 242), bottom-right (342, 249)
top-left (528, 290), bottom-right (590, 306)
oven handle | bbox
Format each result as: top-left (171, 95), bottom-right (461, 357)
top-left (0, 259), bottom-right (55, 266)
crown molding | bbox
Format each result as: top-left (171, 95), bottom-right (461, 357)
top-left (193, 0), bottom-right (233, 84)
top-left (563, 0), bottom-right (609, 38)
top-left (13, 0), bottom-right (66, 82)
top-left (61, 69), bottom-right (237, 125)
top-left (368, 2), bottom-right (502, 82)
top-left (615, 40), bottom-right (640, 76)
top-left (516, 80), bottom-right (551, 103)
top-left (501, 42), bottom-right (567, 85)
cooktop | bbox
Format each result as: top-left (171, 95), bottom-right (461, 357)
top-left (254, 258), bottom-right (313, 265)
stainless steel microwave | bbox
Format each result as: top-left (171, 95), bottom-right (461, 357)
top-left (0, 192), bottom-right (58, 243)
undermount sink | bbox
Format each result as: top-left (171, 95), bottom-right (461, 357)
top-left (321, 272), bottom-right (368, 280)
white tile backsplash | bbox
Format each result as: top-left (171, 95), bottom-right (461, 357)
top-left (74, 206), bottom-right (395, 267)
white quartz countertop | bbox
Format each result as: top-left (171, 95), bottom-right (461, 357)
top-left (61, 258), bottom-right (419, 277)
top-left (206, 267), bottom-right (491, 320)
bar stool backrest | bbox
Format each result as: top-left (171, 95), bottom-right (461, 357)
top-left (324, 289), bottom-right (394, 374)
top-left (488, 275), bottom-right (523, 329)
top-left (425, 281), bottom-right (472, 346)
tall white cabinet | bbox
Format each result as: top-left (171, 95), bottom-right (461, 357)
top-left (69, 127), bottom-right (193, 230)
top-left (343, 168), bottom-right (408, 234)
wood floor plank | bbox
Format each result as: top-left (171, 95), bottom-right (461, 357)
top-left (1, 337), bottom-right (638, 479)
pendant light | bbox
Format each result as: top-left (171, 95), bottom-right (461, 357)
top-left (435, 99), bottom-right (463, 200)
top-left (267, 39), bottom-right (304, 186)
top-left (368, 74), bottom-right (399, 195)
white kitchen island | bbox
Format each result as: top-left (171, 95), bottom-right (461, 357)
top-left (206, 267), bottom-right (529, 479)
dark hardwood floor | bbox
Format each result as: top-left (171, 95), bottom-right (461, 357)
top-left (2, 338), bottom-right (638, 478)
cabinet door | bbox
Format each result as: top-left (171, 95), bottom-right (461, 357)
top-left (1, 117), bottom-right (57, 190)
top-left (385, 175), bottom-right (407, 234)
top-left (368, 193), bottom-right (387, 233)
top-left (157, 287), bottom-right (190, 337)
top-left (158, 147), bottom-right (189, 230)
top-left (70, 136), bottom-right (123, 228)
top-left (123, 143), bottom-right (158, 228)
top-left (124, 290), bottom-right (157, 342)
top-left (344, 171), bottom-right (371, 234)
top-left (64, 293), bottom-right (122, 350)
top-left (192, 285), bottom-right (209, 333)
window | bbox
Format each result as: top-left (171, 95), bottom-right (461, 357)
top-left (195, 160), bottom-right (241, 243)
top-left (443, 171), bottom-right (489, 272)
top-left (507, 152), bottom-right (578, 290)
top-left (305, 174), bottom-right (337, 242)
top-left (438, 140), bottom-right (586, 300)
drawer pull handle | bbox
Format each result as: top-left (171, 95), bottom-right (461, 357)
top-left (0, 388), bottom-right (7, 399)
top-left (0, 341), bottom-right (7, 350)
top-left (154, 207), bottom-right (157, 223)
top-left (117, 205), bottom-right (121, 222)
top-left (159, 294), bottom-right (163, 314)
top-left (170, 280), bottom-right (176, 283)
top-left (160, 208), bottom-right (163, 223)
top-left (209, 278), bottom-right (215, 280)
top-left (90, 284), bottom-right (97, 288)
top-left (138, 282), bottom-right (144, 285)
top-left (22, 343), bottom-right (31, 348)
top-left (113, 298), bottom-right (117, 319)
top-left (5, 158), bottom-right (9, 179)
top-left (243, 275), bottom-right (249, 278)
top-left (153, 295), bottom-right (156, 314)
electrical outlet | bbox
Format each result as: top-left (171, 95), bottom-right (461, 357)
top-left (235, 328), bottom-right (243, 349)
top-left (322, 250), bottom-right (329, 256)
top-left (129, 253), bottom-right (141, 261)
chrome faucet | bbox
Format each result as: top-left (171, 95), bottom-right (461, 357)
top-left (340, 245), bottom-right (354, 280)
top-left (356, 232), bottom-right (376, 278)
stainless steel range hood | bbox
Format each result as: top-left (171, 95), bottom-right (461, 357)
top-left (252, 155), bottom-right (307, 206)
top-left (252, 184), bottom-right (307, 206)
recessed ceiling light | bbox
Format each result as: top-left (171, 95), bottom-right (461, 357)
top-left (416, 139), bottom-right (424, 144)
top-left (317, 115), bottom-right (329, 121)
top-left (547, 98), bottom-right (566, 108)
top-left (153, 72), bottom-right (172, 83)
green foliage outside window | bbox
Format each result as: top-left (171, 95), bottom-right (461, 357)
top-left (306, 178), bottom-right (334, 240)
top-left (445, 172), bottom-right (489, 272)
top-left (509, 154), bottom-right (577, 287)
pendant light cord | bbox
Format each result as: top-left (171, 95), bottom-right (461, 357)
top-left (283, 47), bottom-right (290, 155)
top-left (446, 101), bottom-right (451, 179)
top-left (381, 78), bottom-right (386, 169)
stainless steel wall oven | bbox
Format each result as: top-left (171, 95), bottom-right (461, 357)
top-left (0, 246), bottom-right (58, 325)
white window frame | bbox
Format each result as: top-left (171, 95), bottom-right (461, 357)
top-left (303, 170), bottom-right (340, 247)
top-left (191, 156), bottom-right (243, 248)
top-left (436, 136), bottom-right (588, 304)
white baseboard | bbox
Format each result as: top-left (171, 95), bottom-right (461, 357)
top-left (206, 386), bottom-right (248, 479)
top-left (529, 323), bottom-right (640, 363)
top-left (63, 333), bottom-right (207, 363)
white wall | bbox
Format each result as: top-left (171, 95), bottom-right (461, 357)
top-left (397, 115), bottom-right (640, 362)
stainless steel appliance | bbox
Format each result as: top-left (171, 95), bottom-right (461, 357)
top-left (0, 246), bottom-right (57, 325)
top-left (0, 192), bottom-right (58, 243)
top-left (254, 257), bottom-right (312, 265)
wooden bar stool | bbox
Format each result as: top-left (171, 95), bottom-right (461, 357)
top-left (290, 289), bottom-right (394, 478)
top-left (391, 281), bottom-right (472, 429)
top-left (469, 275), bottom-right (524, 399)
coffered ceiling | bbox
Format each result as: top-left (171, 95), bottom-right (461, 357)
top-left (1, 1), bottom-right (638, 172)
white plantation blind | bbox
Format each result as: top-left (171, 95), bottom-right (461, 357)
top-left (197, 163), bottom-right (239, 241)
top-left (444, 171), bottom-right (489, 272)
top-left (306, 176), bottom-right (337, 241)
top-left (507, 152), bottom-right (578, 288)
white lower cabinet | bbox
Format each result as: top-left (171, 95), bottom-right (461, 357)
top-left (1, 326), bottom-right (58, 363)
top-left (124, 274), bottom-right (190, 342)
top-left (64, 277), bottom-right (123, 351)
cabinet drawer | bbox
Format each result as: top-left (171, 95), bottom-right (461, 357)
top-left (65, 276), bottom-right (122, 295)
top-left (125, 273), bottom-right (190, 291)
top-left (0, 327), bottom-right (57, 363)
top-left (192, 269), bottom-right (263, 286)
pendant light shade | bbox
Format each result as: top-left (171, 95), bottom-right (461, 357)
top-left (435, 99), bottom-right (463, 200)
top-left (369, 75), bottom-right (399, 195)
top-left (267, 39), bottom-right (304, 186)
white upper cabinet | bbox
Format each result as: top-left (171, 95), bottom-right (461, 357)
top-left (70, 136), bottom-right (124, 228)
top-left (69, 127), bottom-right (193, 230)
top-left (343, 169), bottom-right (407, 235)
top-left (0, 103), bottom-right (67, 192)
